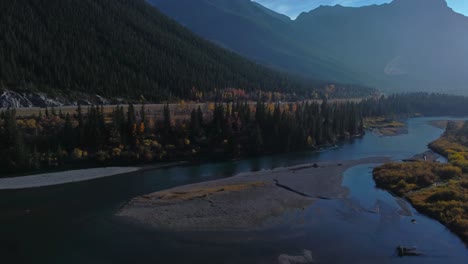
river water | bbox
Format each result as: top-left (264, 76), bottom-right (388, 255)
top-left (0, 117), bottom-right (466, 263)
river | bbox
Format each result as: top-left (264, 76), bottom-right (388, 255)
top-left (0, 117), bottom-right (466, 263)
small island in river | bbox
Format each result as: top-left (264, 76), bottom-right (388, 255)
top-left (117, 157), bottom-right (390, 231)
top-left (364, 117), bottom-right (407, 137)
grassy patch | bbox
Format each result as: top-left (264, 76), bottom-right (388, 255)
top-left (407, 180), bottom-right (468, 243)
top-left (429, 121), bottom-right (468, 171)
top-left (149, 181), bottom-right (266, 201)
top-left (364, 117), bottom-right (406, 136)
top-left (373, 162), bottom-right (462, 196)
top-left (364, 117), bottom-right (405, 129)
top-left (374, 162), bottom-right (467, 243)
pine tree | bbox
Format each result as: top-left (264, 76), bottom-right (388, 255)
top-left (63, 113), bottom-right (75, 151)
top-left (190, 109), bottom-right (199, 140)
top-left (140, 103), bottom-right (146, 124)
top-left (163, 104), bottom-right (172, 143)
top-left (127, 104), bottom-right (136, 146)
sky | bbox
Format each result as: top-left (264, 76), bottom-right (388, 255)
top-left (253, 0), bottom-right (468, 19)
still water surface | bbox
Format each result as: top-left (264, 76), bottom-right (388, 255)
top-left (0, 117), bottom-right (467, 263)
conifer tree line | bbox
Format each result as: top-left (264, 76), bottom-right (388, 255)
top-left (2, 92), bottom-right (468, 174)
top-left (0, 100), bottom-right (363, 174)
top-left (360, 93), bottom-right (468, 117)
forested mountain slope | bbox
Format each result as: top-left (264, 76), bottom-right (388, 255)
top-left (0, 0), bottom-right (333, 102)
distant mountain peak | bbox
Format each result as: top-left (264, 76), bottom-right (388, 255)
top-left (391, 0), bottom-right (448, 9)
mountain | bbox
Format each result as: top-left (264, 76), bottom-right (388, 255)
top-left (251, 1), bottom-right (291, 24)
top-left (0, 0), bottom-right (325, 102)
top-left (150, 0), bottom-right (468, 93)
top-left (295, 0), bottom-right (468, 93)
top-left (148, 0), bottom-right (365, 83)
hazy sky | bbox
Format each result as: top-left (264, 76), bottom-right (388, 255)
top-left (253, 0), bottom-right (468, 19)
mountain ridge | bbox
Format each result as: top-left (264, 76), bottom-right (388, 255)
top-left (151, 0), bottom-right (468, 94)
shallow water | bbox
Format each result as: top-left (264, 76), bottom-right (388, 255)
top-left (0, 117), bottom-right (467, 263)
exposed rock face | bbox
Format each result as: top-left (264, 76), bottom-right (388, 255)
top-left (0, 90), bottom-right (65, 108)
top-left (0, 89), bottom-right (111, 108)
top-left (278, 249), bottom-right (314, 264)
top-left (0, 90), bottom-right (34, 108)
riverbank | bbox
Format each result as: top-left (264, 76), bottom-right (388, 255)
top-left (373, 122), bottom-right (468, 245)
top-left (117, 157), bottom-right (390, 231)
top-left (0, 161), bottom-right (190, 190)
top-left (374, 161), bottom-right (468, 245)
top-left (0, 167), bottom-right (141, 190)
top-left (427, 120), bottom-right (466, 130)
